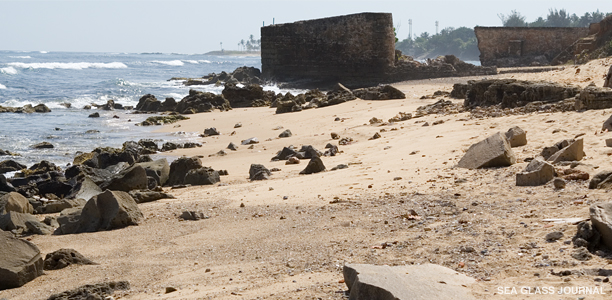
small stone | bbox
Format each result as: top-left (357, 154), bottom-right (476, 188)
top-left (331, 164), bottom-right (348, 171)
top-left (286, 157), bottom-right (300, 165)
top-left (553, 178), bottom-right (566, 189)
top-left (571, 247), bottom-right (592, 261)
top-left (393, 177), bottom-right (402, 181)
top-left (88, 112), bottom-right (100, 118)
top-left (545, 231), bottom-right (564, 242)
top-left (278, 129), bottom-right (292, 138)
top-left (242, 137), bottom-right (259, 145)
top-left (369, 132), bottom-right (381, 140)
top-left (227, 142), bottom-right (238, 151)
top-left (165, 287), bottom-right (177, 294)
top-left (283, 196), bottom-right (288, 200)
top-left (240, 203), bottom-right (245, 208)
top-left (203, 127), bottom-right (220, 137)
top-left (234, 123), bottom-right (242, 128)
top-left (331, 132), bottom-right (340, 140)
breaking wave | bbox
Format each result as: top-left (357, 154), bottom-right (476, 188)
top-left (7, 62), bottom-right (128, 70)
top-left (0, 67), bottom-right (18, 75)
top-left (0, 84), bottom-right (6, 89)
top-left (151, 60), bottom-right (184, 66)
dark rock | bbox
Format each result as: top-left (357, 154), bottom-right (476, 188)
top-left (128, 190), bottom-right (175, 204)
top-left (553, 178), bottom-right (566, 189)
top-left (184, 167), bottom-right (220, 186)
top-left (179, 211), bottom-right (209, 221)
top-left (135, 159), bottom-right (170, 187)
top-left (100, 165), bottom-right (148, 192)
top-left (331, 132), bottom-right (340, 140)
top-left (46, 281), bottom-right (130, 300)
top-left (0, 149), bottom-right (18, 156)
top-left (227, 142), bottom-right (238, 151)
top-left (43, 248), bottom-right (96, 270)
top-left (515, 158), bottom-right (555, 186)
top-left (505, 126), bottom-right (527, 147)
top-left (166, 156), bottom-right (203, 186)
top-left (137, 139), bottom-right (158, 152)
top-left (0, 174), bottom-right (15, 192)
top-left (298, 145), bottom-right (322, 159)
top-left (66, 177), bottom-right (103, 201)
top-left (33, 104), bottom-right (51, 113)
top-left (138, 114), bottom-right (189, 126)
top-left (331, 164), bottom-right (349, 171)
top-left (605, 65), bottom-right (612, 88)
top-left (135, 94), bottom-right (161, 112)
top-left (161, 142), bottom-right (179, 152)
top-left (36, 198), bottom-right (87, 214)
top-left (351, 85), bottom-right (405, 100)
top-left (572, 247), bottom-right (593, 261)
top-left (575, 85), bottom-right (612, 110)
top-left (323, 144), bottom-right (339, 156)
top-left (30, 142), bottom-right (54, 149)
top-left (249, 164), bottom-right (271, 181)
top-left (457, 132), bottom-right (516, 169)
top-left (0, 231), bottom-right (44, 290)
top-left (369, 132), bottom-right (381, 140)
top-left (299, 157), bottom-right (326, 175)
top-left (589, 170), bottom-right (612, 189)
top-left (545, 231), bottom-right (564, 242)
top-left (222, 83), bottom-right (274, 107)
top-left (175, 89), bottom-right (231, 114)
top-left (0, 160), bottom-right (26, 174)
top-left (450, 83), bottom-right (469, 99)
top-left (218, 170), bottom-right (229, 176)
top-left (88, 112), bottom-right (100, 118)
top-left (573, 221), bottom-right (601, 250)
top-left (272, 147), bottom-right (298, 161)
top-left (0, 211), bottom-right (52, 235)
top-left (278, 129), bottom-right (292, 138)
top-left (203, 127), bottom-right (220, 136)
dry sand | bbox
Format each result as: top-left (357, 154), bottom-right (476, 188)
top-left (2, 57), bottom-right (612, 300)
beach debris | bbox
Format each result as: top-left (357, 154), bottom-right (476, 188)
top-left (299, 157), bottom-right (326, 175)
top-left (0, 231), bottom-right (44, 290)
top-left (249, 164), bottom-right (271, 181)
top-left (202, 127), bottom-right (220, 137)
top-left (515, 158), bottom-right (554, 186)
top-left (505, 126), bottom-right (527, 147)
top-left (43, 248), bottom-right (96, 270)
top-left (457, 132), bottom-right (516, 169)
top-left (241, 137), bottom-right (259, 145)
top-left (179, 211), bottom-right (209, 221)
top-left (278, 129), bottom-right (292, 138)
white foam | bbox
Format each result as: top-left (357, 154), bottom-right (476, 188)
top-left (7, 62), bottom-right (128, 70)
top-left (0, 84), bottom-right (6, 89)
top-left (9, 56), bottom-right (31, 59)
top-left (152, 60), bottom-right (184, 66)
top-left (39, 51), bottom-right (48, 54)
top-left (198, 60), bottom-right (212, 64)
top-left (184, 60), bottom-right (199, 64)
top-left (1, 67), bottom-right (18, 75)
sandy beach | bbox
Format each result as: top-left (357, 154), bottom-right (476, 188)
top-left (2, 57), bottom-right (612, 299)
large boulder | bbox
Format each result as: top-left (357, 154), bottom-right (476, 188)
top-left (100, 165), bottom-right (148, 192)
top-left (135, 159), bottom-right (170, 187)
top-left (166, 156), bottom-right (203, 186)
top-left (351, 85), bottom-right (405, 100)
top-left (457, 132), bottom-right (516, 169)
top-left (0, 192), bottom-right (34, 214)
top-left (184, 167), bottom-right (220, 186)
top-left (0, 211), bottom-right (53, 235)
top-left (546, 138), bottom-right (584, 163)
top-left (0, 231), bottom-right (44, 290)
top-left (57, 190), bottom-right (143, 234)
top-left (590, 203), bottom-right (612, 250)
top-left (135, 94), bottom-right (161, 112)
top-left (575, 84), bottom-right (612, 110)
top-left (0, 174), bottom-right (15, 192)
top-left (343, 263), bottom-right (476, 300)
top-left (66, 177), bottom-right (103, 201)
top-left (516, 159), bottom-right (555, 186)
top-left (589, 170), bottom-right (612, 189)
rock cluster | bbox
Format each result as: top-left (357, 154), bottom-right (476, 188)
top-left (0, 103), bottom-right (51, 114)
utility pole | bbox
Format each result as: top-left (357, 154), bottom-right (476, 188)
top-left (220, 42), bottom-right (223, 52)
top-left (435, 21), bottom-right (439, 35)
top-left (409, 19), bottom-right (412, 40)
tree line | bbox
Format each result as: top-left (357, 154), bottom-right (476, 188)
top-left (395, 9), bottom-right (610, 61)
top-left (237, 35), bottom-right (261, 52)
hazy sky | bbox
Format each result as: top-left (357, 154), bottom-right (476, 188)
top-left (0, 0), bottom-right (609, 53)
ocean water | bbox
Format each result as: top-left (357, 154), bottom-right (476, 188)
top-left (0, 51), bottom-right (273, 169)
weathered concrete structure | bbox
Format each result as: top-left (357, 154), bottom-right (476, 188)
top-left (262, 13), bottom-right (496, 88)
top-left (261, 13), bottom-right (395, 87)
top-left (475, 27), bottom-right (589, 67)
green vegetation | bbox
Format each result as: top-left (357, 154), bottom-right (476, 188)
top-left (395, 27), bottom-right (479, 61)
top-left (498, 9), bottom-right (609, 27)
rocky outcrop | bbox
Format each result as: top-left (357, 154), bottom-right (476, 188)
top-left (0, 211), bottom-right (53, 235)
top-left (575, 84), bottom-right (612, 111)
top-left (457, 132), bottom-right (516, 169)
top-left (99, 165), bottom-right (149, 192)
top-left (135, 159), bottom-right (170, 187)
top-left (166, 156), bottom-right (219, 186)
top-left (0, 103), bottom-right (51, 114)
top-left (222, 83), bottom-right (275, 107)
top-left (46, 281), bottom-right (130, 300)
top-left (605, 65), bottom-right (612, 88)
top-left (0, 192), bottom-right (34, 214)
top-left (181, 66), bottom-right (263, 86)
top-left (0, 160), bottom-right (26, 174)
top-left (175, 89), bottom-right (231, 114)
top-left (352, 85), bottom-right (405, 100)
top-left (299, 157), bottom-right (326, 175)
top-left (0, 231), bottom-right (44, 290)
top-left (462, 79), bottom-right (580, 109)
top-left (184, 167), bottom-right (220, 186)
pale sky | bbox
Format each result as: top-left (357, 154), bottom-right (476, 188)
top-left (0, 0), bottom-right (609, 53)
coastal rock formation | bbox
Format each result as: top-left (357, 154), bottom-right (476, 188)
top-left (0, 103), bottom-right (51, 114)
top-left (343, 263), bottom-right (476, 300)
top-left (166, 156), bottom-right (219, 186)
top-left (352, 85), bottom-right (405, 100)
top-left (0, 231), bottom-right (44, 290)
top-left (462, 79), bottom-right (580, 109)
top-left (222, 83), bottom-right (275, 107)
top-left (0, 160), bottom-right (26, 174)
top-left (457, 132), bottom-right (516, 169)
top-left (175, 89), bottom-right (231, 114)
top-left (184, 167), bottom-right (220, 186)
top-left (0, 211), bottom-right (53, 234)
top-left (0, 192), bottom-right (34, 214)
top-left (46, 281), bottom-right (130, 300)
top-left (135, 159), bottom-right (170, 187)
top-left (181, 66), bottom-right (263, 86)
top-left (575, 84), bottom-right (612, 110)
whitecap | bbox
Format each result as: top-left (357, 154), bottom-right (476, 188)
top-left (39, 51), bottom-right (48, 54)
top-left (0, 67), bottom-right (18, 75)
top-left (9, 56), bottom-right (31, 59)
top-left (151, 60), bottom-right (184, 66)
top-left (184, 60), bottom-right (199, 64)
top-left (0, 84), bottom-right (6, 89)
top-left (7, 62), bottom-right (128, 70)
top-left (198, 60), bottom-right (212, 64)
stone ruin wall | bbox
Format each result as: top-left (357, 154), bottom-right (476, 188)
top-left (475, 27), bottom-right (589, 67)
top-left (261, 13), bottom-right (396, 88)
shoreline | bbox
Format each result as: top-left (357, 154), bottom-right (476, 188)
top-left (204, 50), bottom-right (260, 57)
top-left (2, 58), bottom-right (612, 299)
